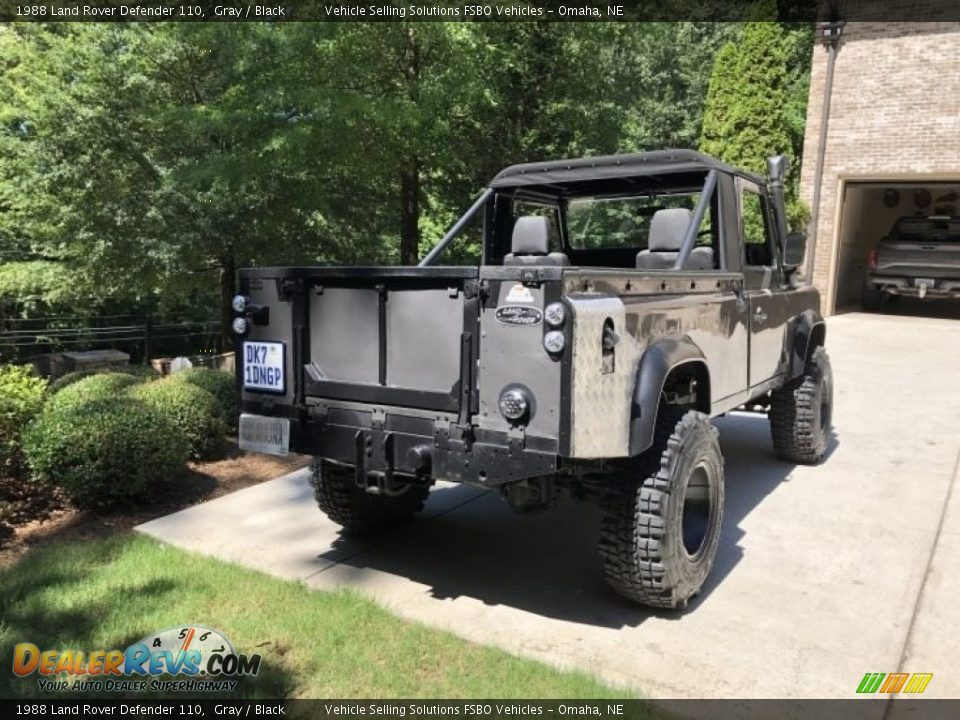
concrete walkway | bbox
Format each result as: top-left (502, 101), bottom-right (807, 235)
top-left (137, 313), bottom-right (960, 700)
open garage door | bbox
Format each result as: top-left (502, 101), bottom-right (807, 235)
top-left (832, 180), bottom-right (960, 318)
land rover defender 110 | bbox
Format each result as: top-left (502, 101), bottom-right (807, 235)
top-left (234, 150), bottom-right (832, 609)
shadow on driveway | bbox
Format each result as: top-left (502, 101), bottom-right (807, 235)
top-left (320, 412), bottom-right (839, 629)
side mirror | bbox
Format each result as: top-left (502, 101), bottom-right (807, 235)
top-left (767, 155), bottom-right (790, 184)
top-left (783, 231), bottom-right (806, 269)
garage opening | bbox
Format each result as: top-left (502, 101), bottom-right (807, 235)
top-left (832, 180), bottom-right (960, 318)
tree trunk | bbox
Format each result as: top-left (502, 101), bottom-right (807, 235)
top-left (398, 26), bottom-right (421, 266)
top-left (399, 160), bottom-right (421, 265)
top-left (219, 253), bottom-right (236, 352)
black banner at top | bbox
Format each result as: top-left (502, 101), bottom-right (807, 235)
top-left (1, 0), bottom-right (960, 23)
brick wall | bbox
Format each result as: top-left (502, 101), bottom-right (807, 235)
top-left (799, 19), bottom-right (960, 312)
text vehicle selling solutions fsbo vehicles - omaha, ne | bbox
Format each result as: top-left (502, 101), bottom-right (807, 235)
top-left (233, 149), bottom-right (833, 609)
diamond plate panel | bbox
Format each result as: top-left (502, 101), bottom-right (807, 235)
top-left (568, 295), bottom-right (644, 458)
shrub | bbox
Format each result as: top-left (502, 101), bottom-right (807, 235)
top-left (127, 379), bottom-right (226, 460)
top-left (120, 364), bottom-right (162, 382)
top-left (171, 368), bottom-right (239, 429)
top-left (0, 364), bottom-right (48, 479)
top-left (22, 397), bottom-right (188, 508)
top-left (46, 373), bottom-right (143, 414)
top-left (48, 365), bottom-right (159, 395)
top-left (47, 368), bottom-right (99, 395)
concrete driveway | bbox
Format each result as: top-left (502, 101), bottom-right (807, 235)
top-left (137, 313), bottom-right (960, 699)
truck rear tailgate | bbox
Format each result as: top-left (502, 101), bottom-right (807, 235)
top-left (876, 240), bottom-right (960, 279)
top-left (875, 216), bottom-right (960, 279)
top-left (239, 267), bottom-right (480, 416)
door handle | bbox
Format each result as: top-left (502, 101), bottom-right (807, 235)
top-left (754, 307), bottom-right (767, 323)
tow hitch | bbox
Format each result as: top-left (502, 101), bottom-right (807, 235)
top-left (353, 430), bottom-right (399, 496)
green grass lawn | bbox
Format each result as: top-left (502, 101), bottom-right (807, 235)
top-left (0, 534), bottom-right (632, 699)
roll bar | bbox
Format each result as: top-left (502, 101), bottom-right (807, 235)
top-left (418, 188), bottom-right (494, 267)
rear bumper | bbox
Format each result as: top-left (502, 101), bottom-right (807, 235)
top-left (866, 275), bottom-right (960, 298)
top-left (246, 403), bottom-right (558, 487)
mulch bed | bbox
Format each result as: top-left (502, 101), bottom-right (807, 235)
top-left (0, 439), bottom-right (310, 567)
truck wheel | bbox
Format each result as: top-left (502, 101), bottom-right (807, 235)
top-left (862, 281), bottom-right (883, 312)
top-left (599, 408), bottom-right (725, 609)
top-left (309, 459), bottom-right (429, 533)
top-left (862, 282), bottom-right (899, 313)
top-left (769, 346), bottom-right (833, 464)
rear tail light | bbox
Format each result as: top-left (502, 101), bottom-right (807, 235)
top-left (498, 388), bottom-right (530, 423)
top-left (867, 248), bottom-right (879, 272)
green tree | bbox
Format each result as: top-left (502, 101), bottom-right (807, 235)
top-left (0, 21), bottom-right (747, 348)
top-left (415, 22), bottom-right (738, 259)
top-left (308, 23), bottom-right (488, 265)
top-left (699, 22), bottom-right (813, 229)
top-left (0, 24), bottom-right (367, 339)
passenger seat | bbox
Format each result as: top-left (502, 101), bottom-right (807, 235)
top-left (636, 208), bottom-right (714, 270)
top-left (503, 216), bottom-right (570, 266)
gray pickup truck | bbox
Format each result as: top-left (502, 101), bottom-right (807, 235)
top-left (863, 215), bottom-right (960, 310)
top-left (233, 150), bottom-right (833, 609)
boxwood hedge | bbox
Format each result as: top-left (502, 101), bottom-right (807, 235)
top-left (46, 373), bottom-right (143, 414)
top-left (22, 397), bottom-right (188, 508)
top-left (127, 378), bottom-right (226, 460)
top-left (48, 365), bottom-right (160, 395)
top-left (170, 368), bottom-right (239, 429)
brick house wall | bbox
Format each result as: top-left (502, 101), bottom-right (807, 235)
top-left (799, 17), bottom-right (960, 313)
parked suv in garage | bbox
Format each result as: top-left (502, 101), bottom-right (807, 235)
top-left (863, 215), bottom-right (960, 311)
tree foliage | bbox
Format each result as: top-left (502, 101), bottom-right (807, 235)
top-left (0, 363), bottom-right (47, 479)
top-left (699, 22), bottom-right (814, 229)
top-left (0, 21), bottom-right (806, 345)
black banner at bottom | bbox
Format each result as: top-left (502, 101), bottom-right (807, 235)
top-left (3, 698), bottom-right (960, 720)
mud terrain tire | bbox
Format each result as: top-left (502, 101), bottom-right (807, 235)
top-left (862, 282), bottom-right (899, 313)
top-left (310, 459), bottom-right (429, 533)
top-left (769, 346), bottom-right (834, 464)
top-left (600, 408), bottom-right (725, 609)
top-left (862, 281), bottom-right (883, 313)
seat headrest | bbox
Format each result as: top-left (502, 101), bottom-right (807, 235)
top-left (511, 216), bottom-right (551, 255)
top-left (648, 208), bottom-right (692, 252)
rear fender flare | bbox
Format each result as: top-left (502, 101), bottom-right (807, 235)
top-left (629, 338), bottom-right (709, 456)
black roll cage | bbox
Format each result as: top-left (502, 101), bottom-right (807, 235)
top-left (422, 169), bottom-right (723, 271)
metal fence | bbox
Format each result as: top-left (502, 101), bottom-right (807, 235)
top-left (0, 314), bottom-right (222, 364)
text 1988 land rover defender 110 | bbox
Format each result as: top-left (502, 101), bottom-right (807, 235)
top-left (234, 150), bottom-right (833, 609)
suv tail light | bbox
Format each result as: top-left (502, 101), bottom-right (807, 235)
top-left (867, 247), bottom-right (879, 272)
